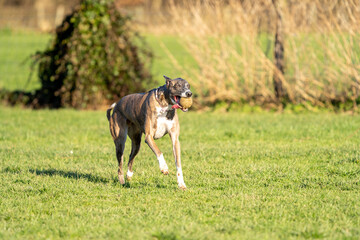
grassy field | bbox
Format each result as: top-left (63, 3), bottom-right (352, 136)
top-left (1, 30), bottom-right (360, 239)
top-left (1, 107), bottom-right (360, 239)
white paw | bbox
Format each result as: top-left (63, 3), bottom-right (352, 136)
top-left (176, 168), bottom-right (186, 189)
top-left (178, 182), bottom-right (187, 190)
top-left (126, 170), bottom-right (133, 180)
top-left (161, 166), bottom-right (169, 175)
top-left (158, 154), bottom-right (169, 175)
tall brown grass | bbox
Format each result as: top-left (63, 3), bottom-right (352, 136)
top-left (142, 0), bottom-right (360, 110)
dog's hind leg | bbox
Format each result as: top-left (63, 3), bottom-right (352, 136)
top-left (126, 126), bottom-right (142, 181)
top-left (109, 111), bottom-right (128, 185)
top-left (114, 135), bottom-right (127, 185)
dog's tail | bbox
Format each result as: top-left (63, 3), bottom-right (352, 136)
top-left (106, 102), bottom-right (116, 121)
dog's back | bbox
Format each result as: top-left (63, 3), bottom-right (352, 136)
top-left (107, 91), bottom-right (155, 134)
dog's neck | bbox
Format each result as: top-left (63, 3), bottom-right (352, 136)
top-left (155, 85), bottom-right (172, 107)
top-left (154, 85), bottom-right (176, 120)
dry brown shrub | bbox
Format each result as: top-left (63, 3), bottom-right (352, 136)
top-left (142, 0), bottom-right (360, 110)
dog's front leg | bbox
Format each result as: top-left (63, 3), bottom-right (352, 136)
top-left (169, 129), bottom-right (186, 190)
top-left (145, 132), bottom-right (169, 175)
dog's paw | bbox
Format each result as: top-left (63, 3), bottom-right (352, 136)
top-left (161, 168), bottom-right (169, 175)
top-left (118, 174), bottom-right (125, 185)
top-left (158, 154), bottom-right (169, 175)
top-left (126, 170), bottom-right (133, 181)
top-left (178, 183), bottom-right (187, 190)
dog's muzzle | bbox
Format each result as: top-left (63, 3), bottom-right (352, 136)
top-left (184, 90), bottom-right (192, 98)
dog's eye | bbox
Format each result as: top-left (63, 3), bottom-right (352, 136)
top-left (186, 83), bottom-right (190, 89)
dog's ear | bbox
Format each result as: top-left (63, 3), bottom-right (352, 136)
top-left (164, 75), bottom-right (172, 88)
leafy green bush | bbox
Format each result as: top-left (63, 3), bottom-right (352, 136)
top-left (32, 0), bottom-right (153, 108)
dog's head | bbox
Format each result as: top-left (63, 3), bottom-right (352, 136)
top-left (164, 75), bottom-right (192, 112)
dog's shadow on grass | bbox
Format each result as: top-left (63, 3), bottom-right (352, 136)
top-left (29, 168), bottom-right (113, 185)
top-left (27, 168), bottom-right (167, 189)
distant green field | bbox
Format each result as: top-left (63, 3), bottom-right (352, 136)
top-left (1, 107), bottom-right (360, 239)
top-left (0, 29), bottom-right (193, 91)
top-left (0, 30), bottom-right (268, 90)
top-left (0, 29), bottom-right (51, 91)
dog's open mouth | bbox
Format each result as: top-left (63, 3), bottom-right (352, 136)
top-left (171, 96), bottom-right (188, 112)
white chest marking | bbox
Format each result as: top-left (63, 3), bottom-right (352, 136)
top-left (154, 106), bottom-right (174, 139)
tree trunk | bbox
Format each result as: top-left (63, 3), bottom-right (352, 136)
top-left (272, 0), bottom-right (285, 102)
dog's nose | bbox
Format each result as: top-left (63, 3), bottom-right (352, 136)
top-left (186, 91), bottom-right (192, 97)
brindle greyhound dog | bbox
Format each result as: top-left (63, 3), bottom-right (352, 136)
top-left (107, 76), bottom-right (192, 190)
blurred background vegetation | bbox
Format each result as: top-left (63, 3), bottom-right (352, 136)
top-left (0, 0), bottom-right (359, 111)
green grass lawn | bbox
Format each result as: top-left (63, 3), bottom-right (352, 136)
top-left (1, 107), bottom-right (360, 239)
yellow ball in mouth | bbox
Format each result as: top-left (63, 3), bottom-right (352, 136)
top-left (180, 97), bottom-right (193, 109)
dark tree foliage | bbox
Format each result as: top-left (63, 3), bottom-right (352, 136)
top-left (30, 0), bottom-right (153, 108)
